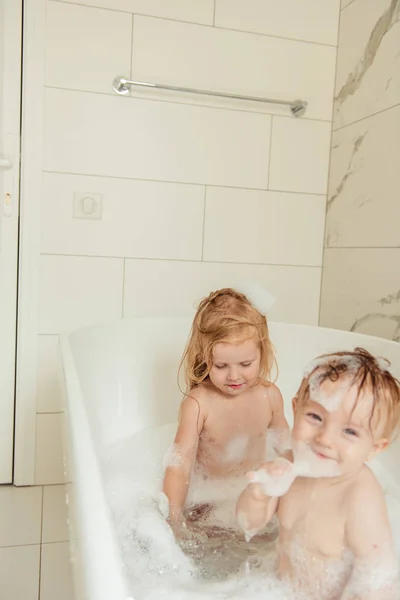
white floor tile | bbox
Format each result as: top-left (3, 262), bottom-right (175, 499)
top-left (40, 542), bottom-right (73, 600)
top-left (42, 486), bottom-right (69, 544)
top-left (0, 486), bottom-right (42, 547)
top-left (0, 545), bottom-right (40, 600)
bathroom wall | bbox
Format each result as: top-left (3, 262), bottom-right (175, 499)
top-left (320, 0), bottom-right (400, 340)
top-left (3, 1), bottom-right (340, 598)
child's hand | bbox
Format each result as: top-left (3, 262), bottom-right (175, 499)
top-left (247, 457), bottom-right (296, 497)
top-left (167, 513), bottom-right (190, 540)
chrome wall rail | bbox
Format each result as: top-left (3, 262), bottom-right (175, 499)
top-left (112, 76), bottom-right (307, 117)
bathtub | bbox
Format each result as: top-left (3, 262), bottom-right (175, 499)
top-left (60, 318), bottom-right (400, 600)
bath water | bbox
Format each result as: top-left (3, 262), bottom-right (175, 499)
top-left (100, 423), bottom-right (400, 600)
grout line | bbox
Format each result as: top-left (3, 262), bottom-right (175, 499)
top-left (0, 542), bottom-right (43, 550)
top-left (212, 0), bottom-right (216, 26)
top-left (40, 253), bottom-right (323, 269)
top-left (318, 0), bottom-right (342, 326)
top-left (49, 0), bottom-right (337, 48)
top-left (130, 14), bottom-right (134, 79)
top-left (333, 101), bottom-right (400, 133)
top-left (201, 187), bottom-right (207, 261)
top-left (45, 85), bottom-right (327, 122)
top-left (36, 411), bottom-right (64, 415)
top-left (323, 246), bottom-right (400, 250)
top-left (42, 169), bottom-right (326, 197)
top-left (38, 486), bottom-right (44, 600)
top-left (41, 540), bottom-right (69, 546)
top-left (121, 258), bottom-right (126, 317)
top-left (266, 116), bottom-right (274, 189)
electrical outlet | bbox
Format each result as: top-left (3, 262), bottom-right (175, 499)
top-left (73, 192), bottom-right (103, 220)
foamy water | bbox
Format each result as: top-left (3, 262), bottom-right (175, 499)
top-left (100, 424), bottom-right (400, 600)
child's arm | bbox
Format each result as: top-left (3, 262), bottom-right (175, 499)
top-left (268, 384), bottom-right (290, 455)
top-left (340, 479), bottom-right (399, 600)
top-left (269, 384), bottom-right (289, 431)
top-left (236, 457), bottom-right (295, 539)
top-left (162, 394), bottom-right (204, 527)
top-left (236, 481), bottom-right (279, 540)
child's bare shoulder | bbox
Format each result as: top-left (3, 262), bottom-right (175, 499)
top-left (259, 381), bottom-right (283, 404)
top-left (182, 382), bottom-right (216, 412)
top-left (345, 465), bottom-right (387, 520)
top-left (344, 465), bottom-right (393, 556)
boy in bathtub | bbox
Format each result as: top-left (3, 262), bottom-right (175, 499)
top-left (237, 348), bottom-right (400, 599)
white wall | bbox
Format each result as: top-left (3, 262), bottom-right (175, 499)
top-left (320, 0), bottom-right (400, 340)
top-left (8, 1), bottom-right (340, 598)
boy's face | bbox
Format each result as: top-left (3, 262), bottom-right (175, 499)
top-left (209, 339), bottom-right (261, 396)
top-left (291, 377), bottom-right (388, 478)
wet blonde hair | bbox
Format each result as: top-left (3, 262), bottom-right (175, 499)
top-left (296, 348), bottom-right (400, 441)
top-left (181, 288), bottom-right (276, 391)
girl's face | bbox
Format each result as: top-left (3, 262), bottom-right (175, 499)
top-left (209, 339), bottom-right (261, 396)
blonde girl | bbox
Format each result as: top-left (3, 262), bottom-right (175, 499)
top-left (162, 287), bottom-right (288, 533)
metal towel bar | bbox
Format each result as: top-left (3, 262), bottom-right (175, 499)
top-left (112, 76), bottom-right (307, 117)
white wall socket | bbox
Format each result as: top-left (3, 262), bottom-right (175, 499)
top-left (73, 192), bottom-right (103, 220)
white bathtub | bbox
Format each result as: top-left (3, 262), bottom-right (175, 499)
top-left (60, 318), bottom-right (400, 600)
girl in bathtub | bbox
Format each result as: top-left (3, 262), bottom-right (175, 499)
top-left (162, 286), bottom-right (289, 537)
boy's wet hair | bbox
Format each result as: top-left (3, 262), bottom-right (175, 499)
top-left (297, 348), bottom-right (400, 440)
top-left (181, 288), bottom-right (276, 391)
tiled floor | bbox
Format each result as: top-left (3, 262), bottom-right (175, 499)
top-left (0, 484), bottom-right (73, 600)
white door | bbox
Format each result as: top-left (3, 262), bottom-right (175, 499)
top-left (0, 0), bottom-right (22, 483)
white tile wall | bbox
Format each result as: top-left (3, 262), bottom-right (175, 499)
top-left (40, 542), bottom-right (74, 600)
top-left (203, 187), bottom-right (326, 266)
top-left (0, 545), bottom-right (40, 600)
top-left (321, 248), bottom-right (400, 340)
top-left (124, 259), bottom-right (322, 324)
top-left (215, 0), bottom-right (340, 46)
top-left (0, 486), bottom-right (42, 547)
top-left (341, 0), bottom-right (354, 8)
top-left (51, 0), bottom-right (215, 25)
top-left (269, 117), bottom-right (332, 194)
top-left (321, 0), bottom-right (400, 340)
top-left (334, 0), bottom-right (400, 128)
top-left (39, 255), bottom-right (124, 334)
top-left (43, 88), bottom-right (272, 189)
top-left (41, 173), bottom-right (205, 260)
top-left (132, 15), bottom-right (337, 121)
top-left (46, 2), bottom-right (132, 94)
top-left (37, 335), bottom-right (64, 412)
top-left (326, 105), bottom-right (400, 248)
top-left (35, 414), bottom-right (65, 485)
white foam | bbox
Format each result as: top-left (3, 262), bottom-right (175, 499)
top-left (377, 356), bottom-right (392, 373)
top-left (234, 281), bottom-right (276, 316)
top-left (100, 423), bottom-right (400, 600)
top-left (248, 458), bottom-right (296, 498)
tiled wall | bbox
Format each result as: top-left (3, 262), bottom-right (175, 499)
top-left (8, 0), bottom-right (340, 597)
top-left (320, 0), bottom-right (400, 340)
